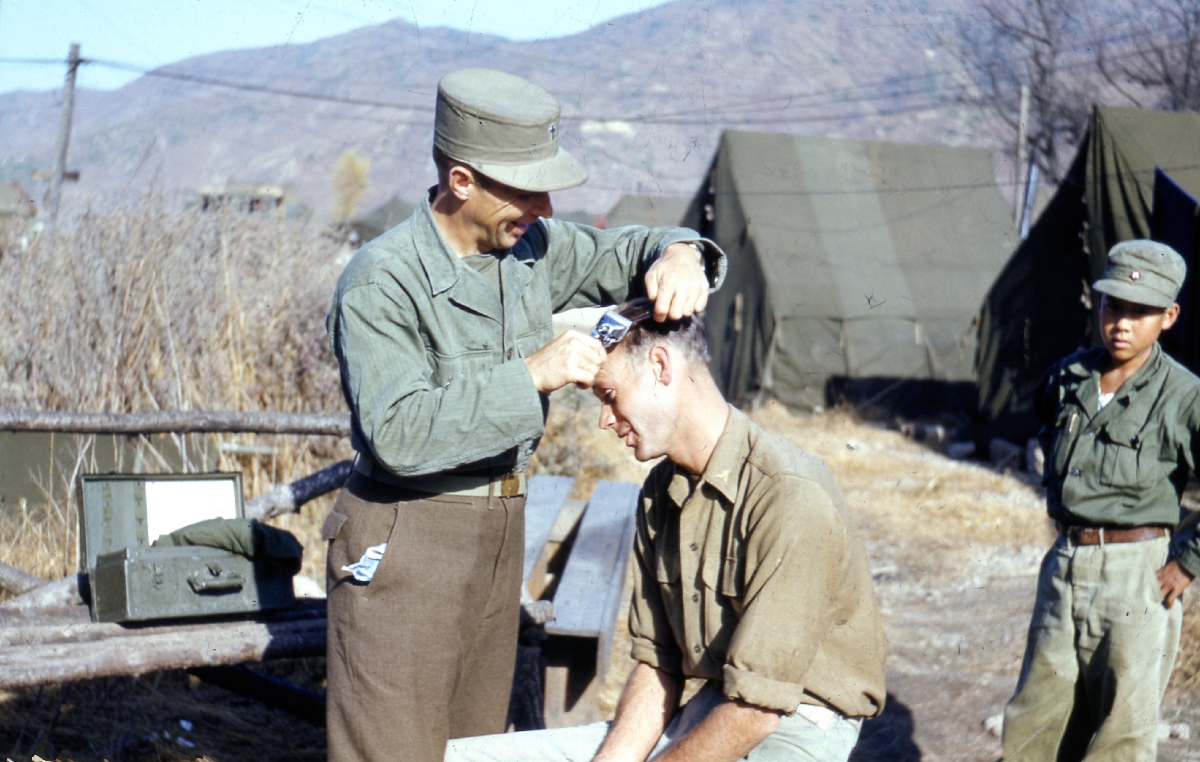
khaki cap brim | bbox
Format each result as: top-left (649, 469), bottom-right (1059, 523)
top-left (464, 147), bottom-right (588, 193)
top-left (1092, 278), bottom-right (1176, 309)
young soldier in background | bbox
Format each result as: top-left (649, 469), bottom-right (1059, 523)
top-left (1003, 240), bottom-right (1200, 760)
top-left (446, 307), bottom-right (886, 762)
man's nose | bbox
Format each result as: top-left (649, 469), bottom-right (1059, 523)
top-left (598, 405), bottom-right (615, 430)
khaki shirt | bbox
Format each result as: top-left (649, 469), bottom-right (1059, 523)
top-left (1036, 343), bottom-right (1200, 576)
top-left (327, 191), bottom-right (725, 480)
top-left (629, 408), bottom-right (887, 717)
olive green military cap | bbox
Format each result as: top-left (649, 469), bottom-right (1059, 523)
top-left (434, 68), bottom-right (588, 193)
top-left (1093, 239), bottom-right (1187, 309)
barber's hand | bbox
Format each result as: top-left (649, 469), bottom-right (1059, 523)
top-left (644, 242), bottom-right (709, 322)
top-left (524, 330), bottom-right (606, 394)
top-left (1156, 559), bottom-right (1194, 608)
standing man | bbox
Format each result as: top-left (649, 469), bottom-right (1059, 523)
top-left (447, 306), bottom-right (886, 762)
top-left (323, 69), bottom-right (725, 762)
top-left (1002, 240), bottom-right (1200, 760)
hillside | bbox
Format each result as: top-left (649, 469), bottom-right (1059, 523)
top-left (0, 0), bottom-right (994, 216)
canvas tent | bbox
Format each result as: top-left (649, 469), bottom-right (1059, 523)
top-left (977, 106), bottom-right (1200, 443)
top-left (605, 195), bottom-right (690, 229)
top-left (349, 194), bottom-right (415, 243)
top-left (687, 131), bottom-right (1016, 413)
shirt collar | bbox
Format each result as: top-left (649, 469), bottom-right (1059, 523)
top-left (666, 405), bottom-right (745, 507)
top-left (1083, 342), bottom-right (1163, 394)
top-left (411, 187), bottom-right (463, 297)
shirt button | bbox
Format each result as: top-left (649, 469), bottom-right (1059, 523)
top-left (693, 645), bottom-right (702, 654)
top-left (1069, 467), bottom-right (1081, 477)
top-left (689, 542), bottom-right (699, 552)
top-left (691, 593), bottom-right (699, 602)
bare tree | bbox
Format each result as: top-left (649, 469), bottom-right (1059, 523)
top-left (951, 0), bottom-right (1097, 182)
top-left (1098, 0), bottom-right (1200, 112)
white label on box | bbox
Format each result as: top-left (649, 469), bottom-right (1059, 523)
top-left (144, 479), bottom-right (239, 541)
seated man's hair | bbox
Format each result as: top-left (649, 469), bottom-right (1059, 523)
top-left (612, 299), bottom-right (709, 369)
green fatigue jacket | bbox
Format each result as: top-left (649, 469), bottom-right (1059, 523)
top-left (326, 191), bottom-right (726, 481)
top-left (629, 407), bottom-right (887, 718)
top-left (1036, 343), bottom-right (1200, 576)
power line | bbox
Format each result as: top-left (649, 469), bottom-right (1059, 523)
top-left (89, 58), bottom-right (434, 113)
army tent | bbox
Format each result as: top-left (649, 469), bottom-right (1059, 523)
top-left (977, 106), bottom-right (1200, 443)
top-left (605, 195), bottom-right (690, 229)
top-left (689, 131), bottom-right (1017, 414)
top-left (349, 194), bottom-right (414, 243)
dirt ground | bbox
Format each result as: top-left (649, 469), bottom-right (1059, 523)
top-left (3, 397), bottom-right (1200, 761)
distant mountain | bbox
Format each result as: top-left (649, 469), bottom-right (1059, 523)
top-left (0, 0), bottom-right (1000, 217)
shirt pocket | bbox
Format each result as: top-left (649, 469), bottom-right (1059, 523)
top-left (654, 549), bottom-right (684, 625)
top-left (429, 346), bottom-right (495, 387)
top-left (1099, 421), bottom-right (1164, 491)
top-left (700, 554), bottom-right (742, 646)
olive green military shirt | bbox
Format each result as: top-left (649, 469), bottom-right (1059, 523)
top-left (1036, 343), bottom-right (1200, 576)
top-left (327, 191), bottom-right (725, 480)
top-left (629, 407), bottom-right (887, 718)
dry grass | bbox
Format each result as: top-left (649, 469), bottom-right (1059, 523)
top-left (0, 196), bottom-right (352, 591)
top-left (1, 200), bottom-right (1197, 756)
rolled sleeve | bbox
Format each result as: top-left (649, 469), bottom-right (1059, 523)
top-left (541, 220), bottom-right (726, 311)
top-left (721, 476), bottom-right (843, 710)
top-left (631, 637), bottom-right (683, 675)
top-left (722, 664), bottom-right (804, 714)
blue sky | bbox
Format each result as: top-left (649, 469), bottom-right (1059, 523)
top-left (0, 0), bottom-right (674, 94)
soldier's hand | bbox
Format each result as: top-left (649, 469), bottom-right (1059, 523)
top-left (644, 242), bottom-right (709, 322)
top-left (1156, 559), bottom-right (1194, 608)
top-left (524, 330), bottom-right (606, 394)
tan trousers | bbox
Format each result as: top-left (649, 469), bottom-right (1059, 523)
top-left (1002, 534), bottom-right (1182, 762)
top-left (324, 473), bottom-right (524, 762)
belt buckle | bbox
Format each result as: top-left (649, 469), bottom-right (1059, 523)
top-left (498, 473), bottom-right (521, 498)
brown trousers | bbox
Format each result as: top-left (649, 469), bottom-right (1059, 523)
top-left (324, 473), bottom-right (524, 762)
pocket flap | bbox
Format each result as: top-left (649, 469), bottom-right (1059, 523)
top-left (321, 510), bottom-right (349, 541)
top-left (701, 555), bottom-right (743, 598)
top-left (1103, 420), bottom-right (1144, 447)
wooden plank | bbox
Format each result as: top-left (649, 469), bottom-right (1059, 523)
top-left (0, 409), bottom-right (351, 436)
top-left (0, 613), bottom-right (325, 689)
top-left (523, 476), bottom-right (573, 588)
top-left (545, 481), bottom-right (640, 640)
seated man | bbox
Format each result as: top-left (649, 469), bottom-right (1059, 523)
top-left (446, 306), bottom-right (886, 762)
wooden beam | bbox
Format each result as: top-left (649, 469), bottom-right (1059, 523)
top-left (0, 409), bottom-right (351, 437)
top-left (0, 604), bottom-right (325, 689)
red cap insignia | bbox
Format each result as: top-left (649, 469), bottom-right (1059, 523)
top-left (1130, 270), bottom-right (1142, 280)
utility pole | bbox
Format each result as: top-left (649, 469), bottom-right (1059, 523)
top-left (1013, 84), bottom-right (1031, 227)
top-left (45, 42), bottom-right (81, 247)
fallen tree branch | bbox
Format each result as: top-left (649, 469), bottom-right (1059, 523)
top-left (0, 561), bottom-right (47, 596)
top-left (0, 573), bottom-right (85, 612)
top-left (244, 459), bottom-right (354, 521)
top-left (189, 664), bottom-right (325, 726)
top-left (0, 409), bottom-right (351, 437)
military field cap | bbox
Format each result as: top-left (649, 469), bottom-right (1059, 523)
top-left (434, 68), bottom-right (588, 193)
top-left (1092, 240), bottom-right (1187, 309)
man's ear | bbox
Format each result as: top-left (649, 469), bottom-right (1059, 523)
top-left (649, 344), bottom-right (672, 386)
top-left (447, 164), bottom-right (475, 202)
top-left (1163, 303), bottom-right (1181, 331)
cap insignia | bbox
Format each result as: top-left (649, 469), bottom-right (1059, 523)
top-left (1130, 270), bottom-right (1141, 280)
